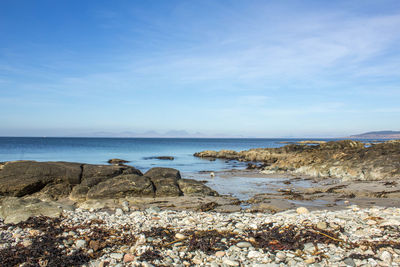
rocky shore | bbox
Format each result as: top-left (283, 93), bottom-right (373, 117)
top-left (1, 139), bottom-right (400, 266)
top-left (194, 140), bottom-right (400, 181)
top-left (1, 205), bottom-right (399, 266)
top-left (0, 160), bottom-right (241, 224)
top-left (193, 140), bottom-right (400, 213)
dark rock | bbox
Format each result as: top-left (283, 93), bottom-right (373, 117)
top-left (86, 174), bottom-right (154, 199)
top-left (151, 177), bottom-right (182, 197)
top-left (33, 183), bottom-right (73, 201)
top-left (69, 185), bottom-right (90, 201)
top-left (0, 161), bottom-right (144, 198)
top-left (246, 163), bottom-right (259, 169)
top-left (82, 164), bottom-right (142, 180)
top-left (144, 167), bottom-right (181, 180)
top-left (144, 156), bottom-right (175, 160)
top-left (107, 158), bottom-right (130, 165)
top-left (156, 156), bottom-right (174, 160)
top-left (177, 179), bottom-right (219, 196)
top-left (0, 161), bottom-right (82, 197)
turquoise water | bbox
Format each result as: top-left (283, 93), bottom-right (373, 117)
top-left (0, 137), bottom-right (334, 173)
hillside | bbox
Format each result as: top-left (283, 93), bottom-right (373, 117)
top-left (350, 131), bottom-right (400, 139)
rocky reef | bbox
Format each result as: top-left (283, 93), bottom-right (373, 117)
top-left (194, 140), bottom-right (400, 181)
top-left (0, 161), bottom-right (226, 223)
top-left (0, 161), bottom-right (217, 200)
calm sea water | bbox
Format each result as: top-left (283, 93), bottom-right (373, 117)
top-left (0, 137), bottom-right (336, 173)
top-left (0, 137), bottom-right (379, 199)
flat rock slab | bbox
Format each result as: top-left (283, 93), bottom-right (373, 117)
top-left (0, 197), bottom-right (74, 224)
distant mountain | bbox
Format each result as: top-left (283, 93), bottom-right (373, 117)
top-left (164, 130), bottom-right (191, 137)
top-left (350, 131), bottom-right (400, 139)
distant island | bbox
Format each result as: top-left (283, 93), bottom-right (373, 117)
top-left (350, 130), bottom-right (400, 139)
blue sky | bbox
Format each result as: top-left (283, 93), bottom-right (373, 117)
top-left (0, 0), bottom-right (399, 137)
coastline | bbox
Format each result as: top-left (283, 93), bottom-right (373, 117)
top-left (1, 139), bottom-right (400, 266)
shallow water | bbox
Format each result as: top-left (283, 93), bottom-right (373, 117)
top-left (185, 171), bottom-right (314, 200)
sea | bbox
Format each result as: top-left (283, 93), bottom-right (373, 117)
top-left (0, 137), bottom-right (375, 200)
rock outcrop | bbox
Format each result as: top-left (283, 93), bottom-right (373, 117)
top-left (194, 140), bottom-right (400, 181)
top-left (0, 161), bottom-right (218, 201)
top-left (0, 197), bottom-right (74, 224)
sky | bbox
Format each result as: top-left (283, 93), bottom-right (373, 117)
top-left (0, 0), bottom-right (399, 138)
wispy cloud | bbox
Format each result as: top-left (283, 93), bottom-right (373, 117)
top-left (0, 1), bottom-right (399, 136)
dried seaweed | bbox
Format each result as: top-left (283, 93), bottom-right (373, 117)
top-left (248, 223), bottom-right (345, 252)
top-left (185, 230), bottom-right (234, 254)
top-left (2, 215), bottom-right (400, 266)
top-left (138, 249), bottom-right (163, 262)
top-left (0, 216), bottom-right (136, 267)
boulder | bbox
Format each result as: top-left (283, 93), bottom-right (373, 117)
top-left (144, 167), bottom-right (181, 180)
top-left (151, 177), bottom-right (182, 197)
top-left (177, 179), bottom-right (218, 196)
top-left (0, 197), bottom-right (74, 224)
top-left (0, 161), bottom-right (82, 197)
top-left (82, 164), bottom-right (142, 180)
top-left (0, 161), bottom-right (144, 198)
top-left (32, 183), bottom-right (73, 201)
top-left (87, 174), bottom-right (154, 199)
top-left (69, 185), bottom-right (90, 201)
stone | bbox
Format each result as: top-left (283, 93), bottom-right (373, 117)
top-left (343, 257), bottom-right (356, 267)
top-left (110, 253), bottom-right (124, 261)
top-left (33, 183), bottom-right (73, 201)
top-left (175, 233), bottom-right (186, 239)
top-left (22, 239), bottom-right (32, 247)
top-left (316, 222), bottom-right (327, 230)
top-left (304, 257), bottom-right (315, 264)
top-left (0, 160), bottom-right (144, 200)
top-left (86, 174), bottom-right (154, 199)
top-left (177, 179), bottom-right (219, 196)
top-left (0, 161), bottom-right (82, 197)
top-left (144, 156), bottom-right (174, 160)
top-left (115, 208), bottom-right (124, 216)
top-left (223, 258), bottom-right (240, 266)
top-left (108, 159), bottom-right (130, 165)
top-left (276, 251), bottom-right (286, 261)
top-left (82, 164), bottom-right (142, 180)
top-left (144, 167), bottom-right (181, 180)
top-left (296, 207), bottom-right (309, 214)
top-left (248, 250), bottom-right (262, 258)
top-left (75, 239), bottom-right (87, 249)
top-left (0, 197), bottom-right (74, 224)
top-left (236, 241), bottom-right (252, 248)
top-left (123, 253), bottom-right (135, 263)
top-left (380, 251), bottom-right (392, 263)
top-left (151, 177), bottom-right (182, 197)
top-left (215, 251), bottom-right (225, 257)
top-left (69, 185), bottom-right (90, 201)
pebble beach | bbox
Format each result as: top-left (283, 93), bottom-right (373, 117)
top-left (1, 205), bottom-right (399, 267)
